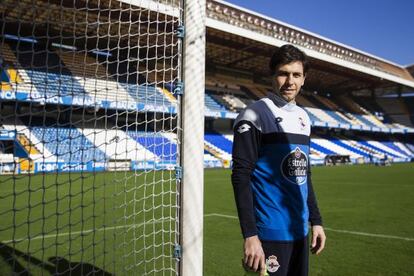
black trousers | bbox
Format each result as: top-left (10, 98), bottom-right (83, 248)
top-left (261, 236), bottom-right (309, 276)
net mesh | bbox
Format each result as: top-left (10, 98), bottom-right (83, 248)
top-left (0, 0), bottom-right (182, 274)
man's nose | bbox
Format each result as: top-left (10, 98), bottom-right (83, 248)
top-left (286, 74), bottom-right (294, 85)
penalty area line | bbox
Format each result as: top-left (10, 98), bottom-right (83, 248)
top-left (205, 213), bottom-right (414, 242)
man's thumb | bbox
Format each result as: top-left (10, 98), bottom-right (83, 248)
top-left (312, 232), bottom-right (317, 247)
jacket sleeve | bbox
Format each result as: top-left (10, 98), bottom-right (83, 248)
top-left (307, 165), bottom-right (323, 226)
top-left (231, 120), bottom-right (261, 238)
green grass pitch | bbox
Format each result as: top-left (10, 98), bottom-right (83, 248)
top-left (0, 170), bottom-right (179, 275)
top-left (1, 163), bottom-right (414, 275)
top-left (204, 163), bottom-right (414, 276)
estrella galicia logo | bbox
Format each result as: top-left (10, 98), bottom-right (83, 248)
top-left (280, 147), bottom-right (308, 185)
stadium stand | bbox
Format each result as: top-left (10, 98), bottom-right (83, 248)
top-left (375, 97), bottom-right (413, 127)
top-left (204, 151), bottom-right (223, 167)
top-left (351, 95), bottom-right (385, 117)
top-left (326, 136), bottom-right (369, 158)
top-left (1, 2), bottom-right (413, 172)
top-left (222, 94), bottom-right (247, 111)
top-left (58, 50), bottom-right (137, 102)
top-left (204, 132), bottom-right (232, 155)
top-left (204, 132), bottom-right (232, 161)
top-left (205, 76), bottom-right (254, 112)
top-left (121, 83), bottom-right (168, 105)
top-left (80, 128), bottom-right (155, 161)
top-left (6, 121), bottom-right (414, 167)
top-left (31, 126), bottom-right (107, 162)
top-left (312, 135), bottom-right (363, 160)
top-left (2, 121), bottom-right (54, 161)
top-left (298, 94), bottom-right (348, 125)
top-left (1, 40), bottom-right (179, 110)
top-left (310, 94), bottom-right (359, 125)
top-left (210, 93), bottom-right (234, 111)
top-left (58, 50), bottom-right (109, 78)
top-left (205, 92), bottom-right (229, 111)
top-left (26, 70), bottom-right (90, 98)
top-left (127, 131), bottom-right (177, 162)
top-left (240, 84), bottom-right (267, 99)
top-left (200, 128), bottom-right (413, 165)
top-left (403, 96), bottom-right (414, 125)
top-left (405, 143), bottom-right (414, 154)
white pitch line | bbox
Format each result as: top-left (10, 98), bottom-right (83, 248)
top-left (204, 213), bottom-right (414, 242)
top-left (204, 213), bottom-right (238, 219)
top-left (321, 228), bottom-right (414, 241)
top-left (3, 213), bottom-right (414, 244)
top-left (1, 218), bottom-right (174, 244)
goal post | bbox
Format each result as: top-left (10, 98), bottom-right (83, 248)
top-left (180, 0), bottom-right (206, 275)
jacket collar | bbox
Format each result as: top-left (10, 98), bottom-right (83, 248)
top-left (266, 92), bottom-right (297, 110)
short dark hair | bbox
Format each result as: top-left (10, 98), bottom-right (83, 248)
top-left (269, 44), bottom-right (309, 75)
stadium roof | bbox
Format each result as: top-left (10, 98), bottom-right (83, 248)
top-left (2, 0), bottom-right (414, 95)
top-left (407, 64), bottom-right (414, 78)
top-left (206, 0), bottom-right (414, 94)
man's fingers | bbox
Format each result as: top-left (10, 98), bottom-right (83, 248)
top-left (246, 254), bottom-right (254, 268)
top-left (310, 235), bottom-right (319, 254)
top-left (260, 254), bottom-right (266, 275)
top-left (316, 235), bottom-right (326, 255)
top-left (311, 232), bottom-right (326, 255)
top-left (243, 236), bottom-right (266, 271)
top-left (244, 253), bottom-right (265, 272)
top-left (243, 253), bottom-right (248, 266)
top-left (252, 254), bottom-right (260, 271)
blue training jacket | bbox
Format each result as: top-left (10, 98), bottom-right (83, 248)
top-left (231, 93), bottom-right (322, 241)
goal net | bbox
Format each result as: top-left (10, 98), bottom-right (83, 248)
top-left (0, 0), bottom-right (183, 274)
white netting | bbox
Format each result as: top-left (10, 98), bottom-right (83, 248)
top-left (0, 0), bottom-right (183, 274)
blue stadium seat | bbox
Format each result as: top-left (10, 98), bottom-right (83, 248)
top-left (120, 83), bottom-right (169, 104)
top-left (26, 70), bottom-right (87, 97)
top-left (353, 114), bottom-right (377, 128)
top-left (127, 131), bottom-right (177, 161)
top-left (329, 138), bottom-right (370, 157)
top-left (356, 140), bottom-right (400, 158)
top-left (205, 93), bottom-right (228, 111)
top-left (310, 141), bottom-right (335, 155)
top-left (304, 109), bottom-right (320, 123)
top-left (382, 141), bottom-right (412, 157)
top-left (324, 110), bottom-right (350, 125)
top-left (204, 132), bottom-right (232, 154)
top-left (31, 127), bottom-right (106, 162)
top-left (405, 143), bottom-right (414, 155)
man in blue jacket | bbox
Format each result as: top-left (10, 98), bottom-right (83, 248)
top-left (232, 44), bottom-right (326, 276)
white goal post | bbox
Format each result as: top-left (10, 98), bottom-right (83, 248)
top-left (180, 0), bottom-right (206, 275)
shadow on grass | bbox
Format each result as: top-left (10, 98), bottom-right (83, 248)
top-left (0, 242), bottom-right (113, 276)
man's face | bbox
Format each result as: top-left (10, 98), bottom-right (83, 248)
top-left (273, 61), bottom-right (306, 103)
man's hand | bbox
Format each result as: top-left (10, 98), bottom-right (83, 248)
top-left (243, 235), bottom-right (266, 275)
top-left (311, 225), bottom-right (326, 255)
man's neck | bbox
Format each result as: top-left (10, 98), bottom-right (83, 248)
top-left (268, 92), bottom-right (297, 107)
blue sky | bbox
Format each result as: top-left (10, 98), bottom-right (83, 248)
top-left (225, 0), bottom-right (414, 67)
